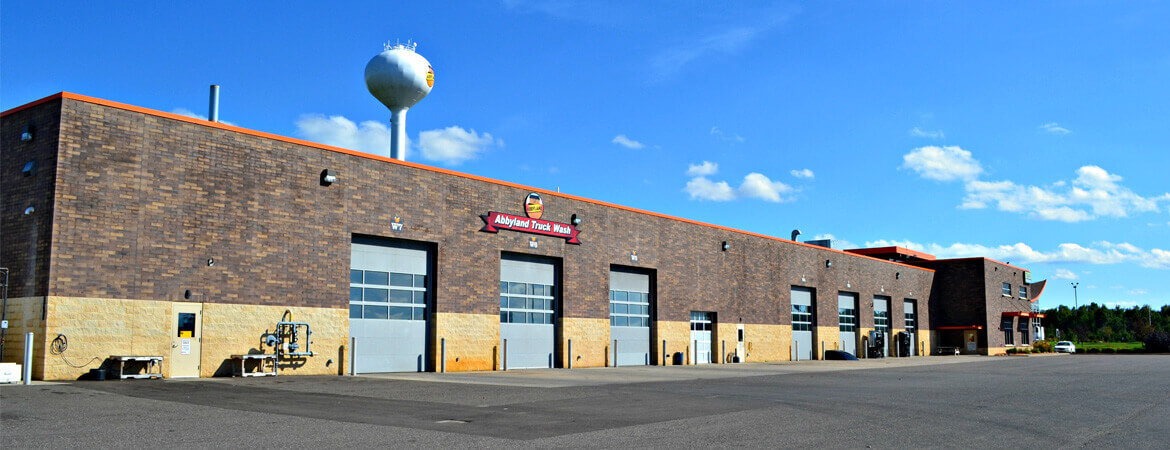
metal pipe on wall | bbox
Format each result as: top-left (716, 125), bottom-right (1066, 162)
top-left (208, 85), bottom-right (220, 123)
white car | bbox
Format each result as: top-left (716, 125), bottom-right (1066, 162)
top-left (1054, 341), bottom-right (1077, 353)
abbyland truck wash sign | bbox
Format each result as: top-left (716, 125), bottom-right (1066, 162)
top-left (480, 193), bottom-right (581, 244)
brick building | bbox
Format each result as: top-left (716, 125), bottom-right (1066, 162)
top-left (2, 93), bottom-right (1044, 380)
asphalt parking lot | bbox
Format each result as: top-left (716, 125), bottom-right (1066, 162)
top-left (3, 355), bottom-right (1168, 448)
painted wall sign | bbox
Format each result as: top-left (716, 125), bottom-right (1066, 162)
top-left (524, 193), bottom-right (544, 219)
top-left (391, 215), bottom-right (404, 232)
top-left (481, 211), bottom-right (581, 244)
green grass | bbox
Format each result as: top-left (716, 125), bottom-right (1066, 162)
top-left (1075, 342), bottom-right (1144, 351)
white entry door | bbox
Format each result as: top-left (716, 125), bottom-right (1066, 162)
top-left (690, 311), bottom-right (713, 364)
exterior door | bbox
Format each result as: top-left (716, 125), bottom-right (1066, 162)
top-left (690, 312), bottom-right (713, 364)
top-left (350, 239), bottom-right (430, 373)
top-left (170, 303), bottom-right (203, 378)
top-left (838, 293), bottom-right (859, 356)
top-left (791, 287), bottom-right (814, 360)
top-left (609, 270), bottom-right (651, 366)
top-left (903, 299), bottom-right (917, 356)
top-left (735, 324), bottom-right (746, 362)
top-left (500, 254), bottom-right (557, 369)
top-left (874, 296), bottom-right (890, 357)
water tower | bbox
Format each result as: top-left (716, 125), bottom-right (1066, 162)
top-left (365, 42), bottom-right (434, 161)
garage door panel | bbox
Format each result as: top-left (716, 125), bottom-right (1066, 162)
top-left (501, 323), bottom-right (554, 369)
top-left (612, 326), bottom-right (650, 366)
top-left (792, 287), bottom-right (814, 361)
top-left (350, 240), bottom-right (430, 374)
top-left (610, 270), bottom-right (652, 366)
top-left (501, 255), bottom-right (557, 370)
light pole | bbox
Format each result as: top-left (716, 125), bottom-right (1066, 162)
top-left (1071, 282), bottom-right (1079, 309)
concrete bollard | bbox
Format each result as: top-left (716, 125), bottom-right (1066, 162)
top-left (613, 340), bottom-right (618, 368)
top-left (350, 337), bottom-right (357, 375)
top-left (568, 339), bottom-right (573, 369)
top-left (23, 332), bottom-right (33, 385)
top-left (440, 338), bottom-right (446, 373)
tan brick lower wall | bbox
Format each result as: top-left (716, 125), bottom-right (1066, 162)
top-left (917, 330), bottom-right (932, 357)
top-left (563, 317), bottom-right (608, 368)
top-left (816, 326), bottom-right (840, 360)
top-left (743, 324), bottom-right (789, 362)
top-left (0, 297), bottom-right (48, 377)
top-left (32, 297), bottom-right (346, 380)
top-left (656, 320), bottom-right (690, 364)
top-left (435, 312), bottom-right (498, 372)
top-left (200, 303), bottom-right (347, 377)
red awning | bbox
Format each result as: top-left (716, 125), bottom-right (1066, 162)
top-left (1002, 311), bottom-right (1031, 317)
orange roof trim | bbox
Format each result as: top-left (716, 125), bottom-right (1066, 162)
top-left (4, 92), bottom-right (934, 273)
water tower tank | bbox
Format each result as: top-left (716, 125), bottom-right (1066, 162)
top-left (365, 42), bottom-right (434, 161)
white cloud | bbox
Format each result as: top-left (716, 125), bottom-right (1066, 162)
top-left (686, 161), bottom-right (719, 177)
top-left (417, 126), bottom-right (498, 165)
top-left (1053, 268), bottom-right (1078, 280)
top-left (909, 127), bottom-right (944, 139)
top-left (1129, 288), bottom-right (1148, 295)
top-left (790, 168), bottom-right (815, 179)
top-left (296, 115), bottom-right (497, 164)
top-left (738, 173), bottom-right (794, 202)
top-left (960, 165), bottom-right (1170, 222)
top-left (710, 126), bottom-right (745, 144)
top-left (902, 146), bottom-right (983, 182)
top-left (296, 114), bottom-right (394, 157)
top-left (683, 163), bottom-right (797, 203)
top-left (1040, 122), bottom-right (1071, 135)
top-left (904, 146), bottom-right (1170, 222)
top-left (862, 239), bottom-right (1170, 269)
top-left (684, 177), bottom-right (736, 201)
top-left (611, 134), bottom-right (645, 149)
top-left (172, 108), bottom-right (236, 126)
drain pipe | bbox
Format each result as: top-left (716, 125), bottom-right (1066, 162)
top-left (208, 85), bottom-right (220, 123)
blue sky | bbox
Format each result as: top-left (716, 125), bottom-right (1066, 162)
top-left (4, 1), bottom-right (1168, 308)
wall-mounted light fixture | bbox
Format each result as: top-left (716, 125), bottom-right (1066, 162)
top-left (207, 258), bottom-right (215, 267)
top-left (20, 125), bottom-right (34, 142)
top-left (320, 169), bottom-right (337, 186)
top-left (896, 272), bottom-right (901, 280)
top-left (22, 161), bottom-right (36, 177)
top-left (721, 241), bottom-right (730, 251)
top-left (184, 289), bottom-right (192, 299)
top-left (825, 259), bottom-right (832, 268)
top-left (571, 214), bottom-right (582, 226)
top-left (23, 206), bottom-right (35, 215)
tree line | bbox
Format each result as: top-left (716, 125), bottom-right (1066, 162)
top-left (1043, 303), bottom-right (1169, 343)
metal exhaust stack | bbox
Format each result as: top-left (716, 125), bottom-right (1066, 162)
top-left (208, 85), bottom-right (220, 123)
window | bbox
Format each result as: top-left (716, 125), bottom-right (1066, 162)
top-left (1019, 286), bottom-right (1028, 299)
top-left (350, 270), bottom-right (427, 320)
top-left (500, 281), bottom-right (555, 324)
top-left (1002, 317), bottom-right (1014, 345)
top-left (690, 311), bottom-right (713, 331)
top-left (177, 313), bottom-right (196, 338)
top-left (610, 289), bottom-right (650, 327)
top-left (792, 305), bottom-right (813, 331)
top-left (904, 301), bottom-right (917, 336)
top-left (1002, 282), bottom-right (1012, 297)
top-left (838, 307), bottom-right (856, 332)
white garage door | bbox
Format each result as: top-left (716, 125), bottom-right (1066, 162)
top-left (690, 312), bottom-right (713, 364)
top-left (874, 296), bottom-right (890, 357)
top-left (838, 293), bottom-right (858, 356)
top-left (791, 287), bottom-right (815, 361)
top-left (610, 270), bottom-right (651, 366)
top-left (500, 254), bottom-right (557, 369)
top-left (349, 240), bottom-right (430, 373)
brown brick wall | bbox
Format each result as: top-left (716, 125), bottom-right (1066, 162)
top-left (11, 97), bottom-right (937, 332)
top-left (1, 99), bottom-right (61, 298)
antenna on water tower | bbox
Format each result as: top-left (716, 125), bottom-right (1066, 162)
top-left (365, 41), bottom-right (434, 161)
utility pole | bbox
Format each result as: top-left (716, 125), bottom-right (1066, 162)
top-left (1071, 282), bottom-right (1079, 309)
